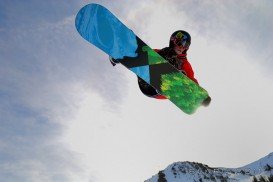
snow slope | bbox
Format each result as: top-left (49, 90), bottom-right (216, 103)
top-left (146, 153), bottom-right (273, 182)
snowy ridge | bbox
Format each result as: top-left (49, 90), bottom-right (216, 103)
top-left (146, 153), bottom-right (273, 182)
top-left (239, 153), bottom-right (273, 175)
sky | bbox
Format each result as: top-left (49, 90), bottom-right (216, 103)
top-left (0, 0), bottom-right (273, 181)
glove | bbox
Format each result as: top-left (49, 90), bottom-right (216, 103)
top-left (109, 56), bottom-right (119, 66)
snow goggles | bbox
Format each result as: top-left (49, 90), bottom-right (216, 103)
top-left (172, 32), bottom-right (190, 48)
top-left (173, 37), bottom-right (190, 48)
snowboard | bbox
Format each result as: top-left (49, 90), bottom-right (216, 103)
top-left (75, 3), bottom-right (209, 114)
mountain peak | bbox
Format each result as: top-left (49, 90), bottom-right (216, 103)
top-left (146, 153), bottom-right (273, 182)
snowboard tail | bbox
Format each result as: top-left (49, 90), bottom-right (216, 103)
top-left (75, 3), bottom-right (209, 114)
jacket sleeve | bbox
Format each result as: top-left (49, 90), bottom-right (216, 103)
top-left (182, 60), bottom-right (199, 84)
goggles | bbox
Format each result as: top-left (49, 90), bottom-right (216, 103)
top-left (173, 36), bottom-right (190, 48)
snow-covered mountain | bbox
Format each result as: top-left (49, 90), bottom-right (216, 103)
top-left (146, 153), bottom-right (273, 182)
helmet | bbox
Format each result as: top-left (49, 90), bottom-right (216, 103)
top-left (169, 30), bottom-right (191, 49)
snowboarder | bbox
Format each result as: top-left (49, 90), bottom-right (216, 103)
top-left (110, 30), bottom-right (211, 106)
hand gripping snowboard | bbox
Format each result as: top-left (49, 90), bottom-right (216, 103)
top-left (75, 3), bottom-right (209, 114)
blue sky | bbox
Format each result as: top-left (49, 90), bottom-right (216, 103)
top-left (1, 0), bottom-right (273, 182)
top-left (0, 1), bottom-right (86, 181)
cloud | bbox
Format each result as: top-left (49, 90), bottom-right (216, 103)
top-left (0, 95), bottom-right (85, 181)
top-left (170, 0), bottom-right (273, 72)
top-left (0, 1), bottom-right (110, 181)
top-left (114, 0), bottom-right (273, 76)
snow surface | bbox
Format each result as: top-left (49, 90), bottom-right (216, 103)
top-left (146, 153), bottom-right (273, 182)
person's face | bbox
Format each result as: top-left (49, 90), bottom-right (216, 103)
top-left (173, 36), bottom-right (190, 54)
top-left (174, 44), bottom-right (187, 54)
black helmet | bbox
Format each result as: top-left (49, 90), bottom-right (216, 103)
top-left (169, 30), bottom-right (191, 49)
